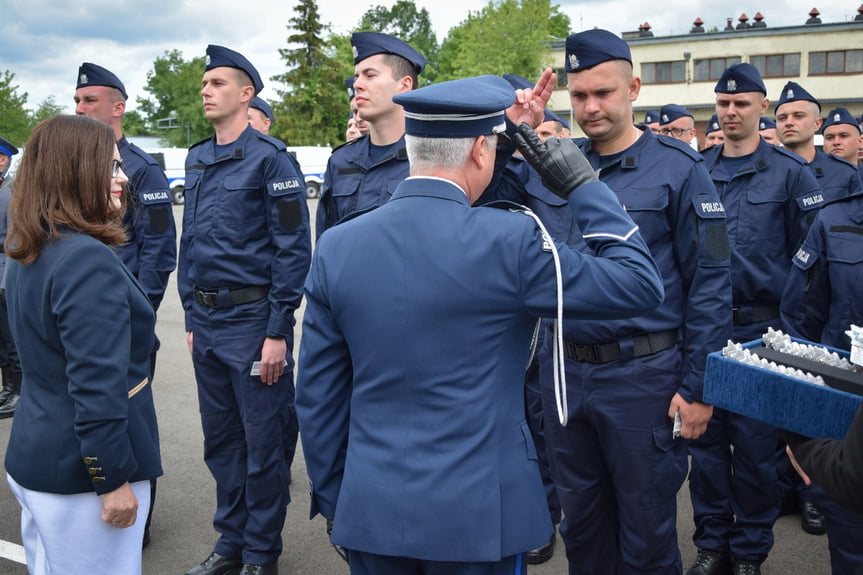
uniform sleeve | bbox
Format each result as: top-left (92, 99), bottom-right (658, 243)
top-left (788, 165), bottom-right (823, 256)
top-left (315, 156), bottom-right (337, 241)
top-left (295, 246), bottom-right (352, 520)
top-left (521, 179), bottom-right (664, 319)
top-left (780, 215), bottom-right (829, 342)
top-left (52, 244), bottom-right (138, 494)
top-left (786, 403), bottom-right (863, 514)
top-left (128, 163), bottom-right (177, 310)
top-left (673, 163), bottom-right (733, 403)
top-left (264, 150), bottom-right (312, 338)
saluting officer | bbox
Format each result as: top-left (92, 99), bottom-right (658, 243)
top-left (296, 73), bottom-right (664, 575)
top-left (774, 81), bottom-right (863, 231)
top-left (315, 32), bottom-right (426, 239)
top-left (0, 136), bottom-right (21, 419)
top-left (73, 63), bottom-right (177, 546)
top-left (504, 30), bottom-right (732, 575)
top-left (179, 45), bottom-right (311, 575)
top-left (688, 63), bottom-right (822, 575)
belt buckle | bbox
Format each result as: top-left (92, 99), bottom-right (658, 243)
top-left (195, 289), bottom-right (219, 308)
top-left (575, 344), bottom-right (599, 363)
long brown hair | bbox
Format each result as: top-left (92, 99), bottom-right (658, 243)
top-left (6, 115), bottom-right (127, 264)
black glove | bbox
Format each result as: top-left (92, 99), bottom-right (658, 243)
top-left (513, 122), bottom-right (598, 199)
top-left (326, 518), bottom-right (350, 564)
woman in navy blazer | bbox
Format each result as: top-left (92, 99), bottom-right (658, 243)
top-left (4, 115), bottom-right (162, 574)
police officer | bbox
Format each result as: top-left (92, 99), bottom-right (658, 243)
top-left (703, 114), bottom-right (724, 150)
top-left (73, 63), bottom-right (177, 546)
top-left (0, 136), bottom-right (21, 419)
top-left (775, 82), bottom-right (863, 224)
top-left (315, 32), bottom-right (426, 239)
top-left (759, 117), bottom-right (780, 145)
top-left (659, 104), bottom-right (698, 149)
top-left (643, 109), bottom-right (661, 133)
top-left (780, 188), bottom-right (863, 575)
top-left (248, 96), bottom-right (274, 135)
top-left (821, 107), bottom-right (862, 167)
top-left (523, 30), bottom-right (733, 575)
top-left (296, 73), bottom-right (664, 575)
top-left (689, 63), bottom-right (822, 575)
top-left (179, 45), bottom-right (311, 575)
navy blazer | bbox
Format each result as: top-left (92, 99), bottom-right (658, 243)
top-left (297, 177), bottom-right (664, 562)
top-left (5, 231), bottom-right (162, 495)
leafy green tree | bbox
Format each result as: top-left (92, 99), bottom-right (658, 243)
top-left (29, 95), bottom-right (66, 127)
top-left (0, 71), bottom-right (32, 147)
top-left (121, 109), bottom-right (152, 136)
top-left (438, 0), bottom-right (570, 82)
top-left (137, 50), bottom-right (208, 147)
top-left (271, 0), bottom-right (352, 146)
top-left (358, 0), bottom-right (440, 84)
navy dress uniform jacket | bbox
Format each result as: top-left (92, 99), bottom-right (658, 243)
top-left (296, 177), bottom-right (664, 563)
top-left (315, 134), bottom-right (410, 239)
top-left (116, 136), bottom-right (177, 311)
top-left (781, 192), bottom-right (863, 350)
top-left (4, 232), bottom-right (161, 495)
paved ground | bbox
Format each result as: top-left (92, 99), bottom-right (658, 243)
top-left (0, 202), bottom-right (833, 574)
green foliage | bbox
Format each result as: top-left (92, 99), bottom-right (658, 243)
top-left (357, 0), bottom-right (440, 85)
top-left (271, 0), bottom-right (352, 146)
top-left (437, 0), bottom-right (570, 82)
top-left (0, 70), bottom-right (32, 147)
top-left (137, 50), bottom-right (208, 147)
top-left (29, 95), bottom-right (66, 126)
top-left (121, 110), bottom-right (152, 136)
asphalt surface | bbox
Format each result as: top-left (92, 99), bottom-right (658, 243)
top-left (0, 201), bottom-right (832, 574)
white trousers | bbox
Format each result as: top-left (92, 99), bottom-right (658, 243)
top-left (7, 474), bottom-right (150, 575)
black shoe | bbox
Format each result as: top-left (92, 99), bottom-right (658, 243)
top-left (801, 501), bottom-right (826, 535)
top-left (238, 564), bottom-right (277, 575)
top-left (525, 528), bottom-right (556, 564)
top-left (0, 371), bottom-right (21, 420)
top-left (141, 526), bottom-right (151, 549)
top-left (686, 548), bottom-right (731, 575)
top-left (731, 558), bottom-right (761, 575)
top-left (184, 552), bottom-right (243, 575)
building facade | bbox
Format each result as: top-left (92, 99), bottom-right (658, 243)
top-left (546, 5), bottom-right (863, 145)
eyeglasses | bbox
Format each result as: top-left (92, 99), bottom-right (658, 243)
top-left (658, 127), bottom-right (694, 137)
top-left (111, 159), bottom-right (126, 178)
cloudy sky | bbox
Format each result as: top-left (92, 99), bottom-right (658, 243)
top-left (2, 0), bottom-right (857, 114)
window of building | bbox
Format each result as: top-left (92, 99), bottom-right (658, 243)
top-left (552, 67), bottom-right (568, 88)
top-left (750, 53), bottom-right (800, 78)
top-left (641, 60), bottom-right (686, 84)
top-left (809, 50), bottom-right (863, 75)
top-left (694, 57), bottom-right (742, 81)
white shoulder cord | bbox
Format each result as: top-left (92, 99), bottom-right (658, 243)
top-left (511, 207), bottom-right (568, 427)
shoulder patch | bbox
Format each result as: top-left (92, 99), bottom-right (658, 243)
top-left (139, 190), bottom-right (172, 205)
top-left (268, 176), bottom-right (303, 195)
top-left (795, 191), bottom-right (826, 211)
top-left (792, 244), bottom-right (818, 270)
top-left (693, 197), bottom-right (726, 218)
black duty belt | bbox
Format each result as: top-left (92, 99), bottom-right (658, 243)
top-left (194, 286), bottom-right (268, 309)
top-left (732, 305), bottom-right (780, 326)
top-left (564, 328), bottom-right (682, 364)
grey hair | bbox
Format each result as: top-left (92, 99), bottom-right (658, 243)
top-left (405, 134), bottom-right (498, 172)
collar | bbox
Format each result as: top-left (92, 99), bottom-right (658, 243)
top-left (580, 126), bottom-right (647, 171)
top-left (392, 176), bottom-right (470, 205)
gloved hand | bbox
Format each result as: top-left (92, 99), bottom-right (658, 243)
top-left (513, 122), bottom-right (598, 199)
top-left (326, 518), bottom-right (350, 564)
